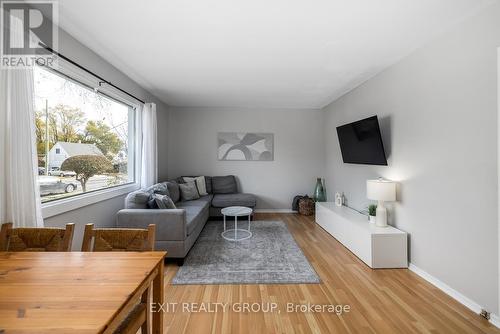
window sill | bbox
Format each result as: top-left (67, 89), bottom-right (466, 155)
top-left (42, 183), bottom-right (140, 219)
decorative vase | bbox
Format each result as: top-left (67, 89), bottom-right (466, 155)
top-left (369, 215), bottom-right (376, 224)
top-left (313, 178), bottom-right (326, 202)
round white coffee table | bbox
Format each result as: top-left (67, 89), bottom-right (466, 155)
top-left (221, 206), bottom-right (253, 241)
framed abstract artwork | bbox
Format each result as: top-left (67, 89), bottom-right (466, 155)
top-left (218, 132), bottom-right (274, 161)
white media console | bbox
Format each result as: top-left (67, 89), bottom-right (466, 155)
top-left (315, 202), bottom-right (408, 269)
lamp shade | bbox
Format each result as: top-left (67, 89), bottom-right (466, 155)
top-left (367, 179), bottom-right (396, 201)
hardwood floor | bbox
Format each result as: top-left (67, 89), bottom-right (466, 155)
top-left (163, 213), bottom-right (499, 334)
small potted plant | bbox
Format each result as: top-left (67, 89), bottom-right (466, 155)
top-left (368, 204), bottom-right (377, 224)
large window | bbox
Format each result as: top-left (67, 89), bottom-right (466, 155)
top-left (34, 65), bottom-right (137, 203)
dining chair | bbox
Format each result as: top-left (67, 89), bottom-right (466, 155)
top-left (81, 223), bottom-right (156, 334)
top-left (0, 222), bottom-right (75, 252)
top-left (81, 223), bottom-right (156, 252)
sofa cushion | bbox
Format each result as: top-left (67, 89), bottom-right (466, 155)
top-left (176, 195), bottom-right (213, 208)
top-left (182, 205), bottom-right (206, 236)
top-left (212, 193), bottom-right (256, 208)
top-left (212, 175), bottom-right (237, 194)
top-left (163, 181), bottom-right (180, 203)
top-left (179, 182), bottom-right (200, 201)
top-left (125, 190), bottom-right (151, 209)
top-left (176, 195), bottom-right (211, 235)
top-left (205, 176), bottom-right (212, 194)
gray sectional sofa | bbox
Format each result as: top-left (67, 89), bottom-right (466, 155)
top-left (116, 175), bottom-right (256, 263)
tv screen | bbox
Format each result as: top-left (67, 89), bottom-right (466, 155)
top-left (336, 116), bottom-right (387, 165)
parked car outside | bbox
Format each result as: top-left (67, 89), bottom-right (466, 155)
top-left (48, 167), bottom-right (77, 177)
top-left (38, 176), bottom-right (78, 195)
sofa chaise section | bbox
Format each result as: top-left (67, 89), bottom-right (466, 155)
top-left (209, 176), bottom-right (257, 217)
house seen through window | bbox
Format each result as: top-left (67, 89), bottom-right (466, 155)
top-left (34, 66), bottom-right (136, 203)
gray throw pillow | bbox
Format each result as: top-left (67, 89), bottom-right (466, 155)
top-left (126, 191), bottom-right (151, 209)
top-left (164, 181), bottom-right (180, 202)
top-left (147, 194), bottom-right (159, 209)
top-left (183, 176), bottom-right (208, 196)
top-left (181, 176), bottom-right (212, 194)
top-left (146, 183), bottom-right (169, 196)
top-left (179, 182), bottom-right (200, 201)
top-left (156, 194), bottom-right (176, 209)
top-left (148, 194), bottom-right (177, 209)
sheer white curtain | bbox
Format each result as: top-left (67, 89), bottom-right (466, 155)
top-left (0, 17), bottom-right (43, 227)
top-left (140, 103), bottom-right (158, 188)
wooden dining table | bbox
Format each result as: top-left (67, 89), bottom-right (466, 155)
top-left (0, 251), bottom-right (166, 334)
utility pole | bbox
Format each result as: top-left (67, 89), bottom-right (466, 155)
top-left (45, 100), bottom-right (49, 175)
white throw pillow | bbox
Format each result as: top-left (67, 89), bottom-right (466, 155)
top-left (183, 176), bottom-right (208, 196)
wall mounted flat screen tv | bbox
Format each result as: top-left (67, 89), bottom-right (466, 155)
top-left (336, 116), bottom-right (387, 165)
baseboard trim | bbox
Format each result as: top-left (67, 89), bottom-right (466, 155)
top-left (254, 209), bottom-right (297, 213)
top-left (490, 314), bottom-right (500, 328)
top-left (409, 263), bottom-right (499, 328)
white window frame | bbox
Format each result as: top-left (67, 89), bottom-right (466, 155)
top-left (38, 59), bottom-right (143, 219)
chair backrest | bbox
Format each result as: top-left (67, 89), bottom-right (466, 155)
top-left (81, 224), bottom-right (156, 252)
top-left (0, 222), bottom-right (75, 252)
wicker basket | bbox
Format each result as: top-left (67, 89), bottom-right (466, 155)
top-left (298, 197), bottom-right (315, 216)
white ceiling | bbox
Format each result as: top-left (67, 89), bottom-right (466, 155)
top-left (58, 0), bottom-right (496, 108)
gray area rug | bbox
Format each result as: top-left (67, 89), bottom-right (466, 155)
top-left (172, 220), bottom-right (320, 285)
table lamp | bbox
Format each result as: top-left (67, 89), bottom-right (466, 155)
top-left (366, 179), bottom-right (396, 227)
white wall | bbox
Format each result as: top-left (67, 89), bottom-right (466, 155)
top-left (498, 48), bottom-right (500, 321)
top-left (44, 27), bottom-right (170, 246)
top-left (323, 4), bottom-right (500, 314)
top-left (167, 107), bottom-right (325, 209)
top-left (43, 195), bottom-right (125, 250)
